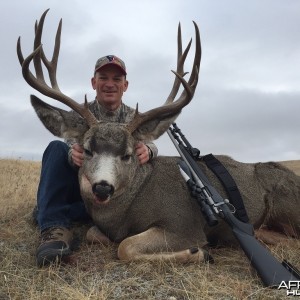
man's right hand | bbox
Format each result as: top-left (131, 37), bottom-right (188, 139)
top-left (71, 143), bottom-right (84, 167)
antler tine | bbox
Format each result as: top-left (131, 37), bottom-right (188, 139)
top-left (173, 21), bottom-right (201, 104)
top-left (188, 21), bottom-right (201, 85)
top-left (35, 10), bottom-right (62, 91)
top-left (126, 22), bottom-right (201, 134)
top-left (16, 37), bottom-right (24, 66)
top-left (33, 9), bottom-right (48, 84)
top-left (165, 23), bottom-right (191, 104)
top-left (17, 9), bottom-right (98, 127)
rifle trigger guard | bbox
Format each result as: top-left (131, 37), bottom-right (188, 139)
top-left (214, 199), bottom-right (236, 214)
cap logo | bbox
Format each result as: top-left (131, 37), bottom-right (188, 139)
top-left (107, 55), bottom-right (114, 62)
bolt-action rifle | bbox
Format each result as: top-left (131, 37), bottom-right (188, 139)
top-left (167, 123), bottom-right (300, 287)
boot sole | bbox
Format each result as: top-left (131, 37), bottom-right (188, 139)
top-left (37, 247), bottom-right (72, 267)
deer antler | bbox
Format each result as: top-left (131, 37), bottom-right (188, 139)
top-left (126, 21), bottom-right (201, 133)
top-left (17, 9), bottom-right (98, 127)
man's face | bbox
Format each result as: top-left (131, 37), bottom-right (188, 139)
top-left (91, 64), bottom-right (128, 109)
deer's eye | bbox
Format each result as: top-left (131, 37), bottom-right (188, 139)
top-left (121, 154), bottom-right (131, 161)
top-left (84, 149), bottom-right (93, 157)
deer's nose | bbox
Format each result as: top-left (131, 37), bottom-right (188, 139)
top-left (92, 181), bottom-right (115, 200)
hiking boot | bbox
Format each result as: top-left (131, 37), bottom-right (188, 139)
top-left (36, 227), bottom-right (73, 267)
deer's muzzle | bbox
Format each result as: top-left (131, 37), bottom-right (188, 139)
top-left (92, 181), bottom-right (115, 202)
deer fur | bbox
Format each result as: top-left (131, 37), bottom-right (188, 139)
top-left (31, 95), bottom-right (300, 263)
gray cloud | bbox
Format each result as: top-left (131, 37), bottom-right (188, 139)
top-left (0, 0), bottom-right (299, 163)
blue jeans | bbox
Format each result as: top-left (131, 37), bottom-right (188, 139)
top-left (36, 140), bottom-right (90, 232)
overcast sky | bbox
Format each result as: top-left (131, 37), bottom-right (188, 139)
top-left (0, 0), bottom-right (299, 163)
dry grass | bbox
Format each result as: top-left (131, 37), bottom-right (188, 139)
top-left (280, 160), bottom-right (300, 176)
top-left (0, 158), bottom-right (299, 299)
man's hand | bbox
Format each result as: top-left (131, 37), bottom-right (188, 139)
top-left (135, 142), bottom-right (151, 165)
top-left (72, 142), bottom-right (151, 167)
top-left (71, 143), bottom-right (84, 167)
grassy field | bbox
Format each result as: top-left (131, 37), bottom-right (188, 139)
top-left (0, 158), bottom-right (299, 299)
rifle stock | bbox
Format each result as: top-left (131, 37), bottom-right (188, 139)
top-left (223, 209), bottom-right (298, 286)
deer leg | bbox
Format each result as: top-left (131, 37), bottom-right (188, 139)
top-left (86, 225), bottom-right (113, 245)
top-left (255, 227), bottom-right (291, 245)
top-left (117, 227), bottom-right (211, 263)
top-left (263, 176), bottom-right (300, 239)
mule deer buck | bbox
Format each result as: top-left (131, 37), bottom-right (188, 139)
top-left (18, 10), bottom-right (300, 264)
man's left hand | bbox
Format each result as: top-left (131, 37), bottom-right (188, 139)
top-left (135, 142), bottom-right (151, 165)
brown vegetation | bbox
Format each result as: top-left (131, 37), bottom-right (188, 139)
top-left (0, 158), bottom-right (299, 299)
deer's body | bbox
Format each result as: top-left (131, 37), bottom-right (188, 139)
top-left (18, 10), bottom-right (300, 263)
top-left (80, 141), bottom-right (300, 258)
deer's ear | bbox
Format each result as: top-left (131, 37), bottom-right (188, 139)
top-left (30, 94), bottom-right (89, 140)
top-left (131, 112), bottom-right (180, 142)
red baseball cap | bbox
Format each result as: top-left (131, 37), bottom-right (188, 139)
top-left (94, 55), bottom-right (127, 75)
